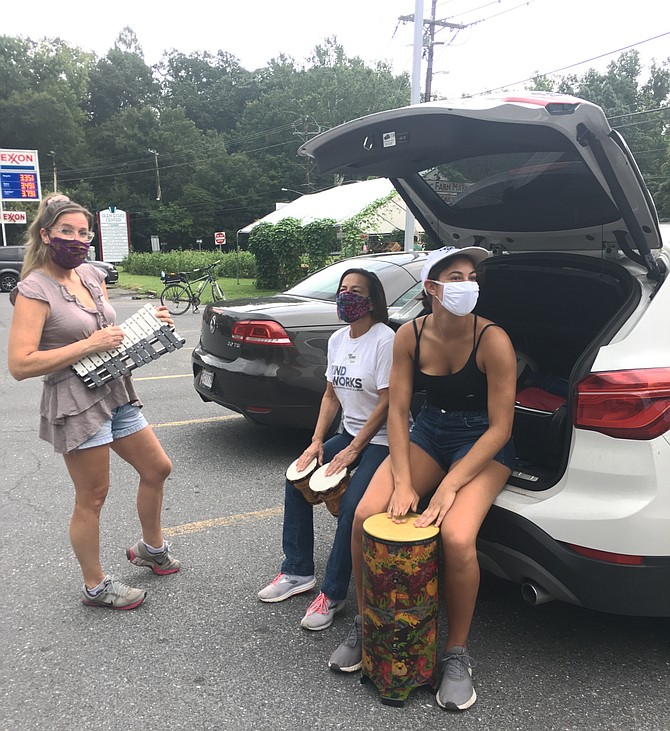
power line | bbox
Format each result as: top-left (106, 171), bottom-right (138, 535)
top-left (469, 30), bottom-right (670, 96)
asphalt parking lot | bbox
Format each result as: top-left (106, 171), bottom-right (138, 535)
top-left (1, 288), bottom-right (669, 731)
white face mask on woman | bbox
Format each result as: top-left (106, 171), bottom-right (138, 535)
top-left (429, 280), bottom-right (479, 316)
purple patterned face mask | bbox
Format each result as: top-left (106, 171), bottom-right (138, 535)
top-left (336, 290), bottom-right (371, 323)
top-left (47, 237), bottom-right (90, 269)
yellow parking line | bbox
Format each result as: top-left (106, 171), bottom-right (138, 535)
top-left (163, 506), bottom-right (283, 537)
top-left (152, 415), bottom-right (242, 428)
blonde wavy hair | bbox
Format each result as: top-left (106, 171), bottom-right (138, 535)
top-left (22, 199), bottom-right (93, 280)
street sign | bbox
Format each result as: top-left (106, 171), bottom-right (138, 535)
top-left (214, 231), bottom-right (226, 246)
top-left (0, 149), bottom-right (41, 201)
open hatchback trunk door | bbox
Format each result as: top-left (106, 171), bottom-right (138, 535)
top-left (301, 93), bottom-right (664, 280)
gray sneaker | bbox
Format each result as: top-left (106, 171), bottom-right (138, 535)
top-left (127, 540), bottom-right (181, 575)
top-left (435, 646), bottom-right (477, 711)
top-left (258, 572), bottom-right (316, 603)
top-left (328, 615), bottom-right (362, 672)
top-left (81, 576), bottom-right (146, 610)
top-left (300, 592), bottom-right (346, 630)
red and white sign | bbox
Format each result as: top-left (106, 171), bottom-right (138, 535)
top-left (0, 150), bottom-right (37, 166)
top-left (1, 211), bottom-right (27, 224)
top-left (214, 231), bottom-right (226, 246)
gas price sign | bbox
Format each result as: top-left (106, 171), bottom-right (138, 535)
top-left (0, 149), bottom-right (41, 201)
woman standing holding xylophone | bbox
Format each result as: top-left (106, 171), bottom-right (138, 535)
top-left (7, 198), bottom-right (180, 610)
top-left (258, 269), bottom-right (395, 631)
top-left (329, 246), bottom-right (517, 712)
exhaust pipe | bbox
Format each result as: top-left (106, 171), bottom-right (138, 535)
top-left (521, 581), bottom-right (555, 606)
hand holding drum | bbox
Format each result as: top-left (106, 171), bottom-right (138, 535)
top-left (285, 457), bottom-right (350, 516)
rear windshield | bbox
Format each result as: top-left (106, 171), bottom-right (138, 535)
top-left (286, 259), bottom-right (405, 302)
top-left (417, 148), bottom-right (619, 232)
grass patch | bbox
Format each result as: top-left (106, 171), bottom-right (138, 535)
top-left (116, 271), bottom-right (278, 302)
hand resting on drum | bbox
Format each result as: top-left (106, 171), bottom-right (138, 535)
top-left (386, 483), bottom-right (420, 524)
top-left (413, 482), bottom-right (457, 528)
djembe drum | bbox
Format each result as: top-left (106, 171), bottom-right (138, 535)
top-left (285, 457), bottom-right (320, 505)
top-left (309, 464), bottom-right (349, 517)
top-left (360, 513), bottom-right (440, 707)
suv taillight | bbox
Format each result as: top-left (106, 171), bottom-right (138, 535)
top-left (575, 368), bottom-right (670, 440)
top-left (230, 320), bottom-right (292, 346)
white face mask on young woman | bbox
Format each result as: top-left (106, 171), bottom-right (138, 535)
top-left (429, 280), bottom-right (479, 316)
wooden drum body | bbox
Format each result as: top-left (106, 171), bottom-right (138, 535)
top-left (361, 513), bottom-right (440, 706)
top-left (309, 464), bottom-right (349, 517)
top-left (286, 457), bottom-right (320, 505)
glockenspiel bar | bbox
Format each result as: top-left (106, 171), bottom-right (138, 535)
top-left (71, 304), bottom-right (185, 389)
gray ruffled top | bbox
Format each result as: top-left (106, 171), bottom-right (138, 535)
top-left (16, 265), bottom-right (142, 453)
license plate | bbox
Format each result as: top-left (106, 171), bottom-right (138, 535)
top-left (199, 370), bottom-right (214, 389)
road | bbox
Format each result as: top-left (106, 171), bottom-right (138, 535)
top-left (0, 288), bottom-right (669, 731)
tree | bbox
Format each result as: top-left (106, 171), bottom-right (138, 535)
top-left (88, 30), bottom-right (159, 124)
top-left (528, 50), bottom-right (670, 218)
top-left (160, 50), bottom-right (260, 134)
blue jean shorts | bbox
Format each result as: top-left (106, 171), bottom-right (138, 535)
top-left (77, 402), bottom-right (148, 450)
top-left (409, 403), bottom-right (515, 472)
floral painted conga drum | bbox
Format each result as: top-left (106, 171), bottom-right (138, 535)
top-left (361, 513), bottom-right (440, 707)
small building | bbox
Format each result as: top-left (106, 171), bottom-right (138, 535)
top-left (238, 179), bottom-right (423, 248)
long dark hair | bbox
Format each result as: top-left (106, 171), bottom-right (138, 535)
top-left (337, 268), bottom-right (389, 325)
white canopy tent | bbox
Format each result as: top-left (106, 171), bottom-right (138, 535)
top-left (237, 179), bottom-right (423, 235)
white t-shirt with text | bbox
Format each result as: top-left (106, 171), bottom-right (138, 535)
top-left (326, 321), bottom-right (395, 446)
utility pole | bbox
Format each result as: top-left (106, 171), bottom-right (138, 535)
top-left (399, 9), bottom-right (465, 102)
top-left (404, 0), bottom-right (424, 252)
top-left (48, 150), bottom-right (57, 191)
top-left (424, 0), bottom-right (438, 103)
top-left (147, 149), bottom-right (161, 201)
top-left (292, 115), bottom-right (323, 192)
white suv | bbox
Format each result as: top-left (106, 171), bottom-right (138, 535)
top-left (301, 93), bottom-right (670, 617)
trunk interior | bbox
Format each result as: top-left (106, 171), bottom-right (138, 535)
top-left (474, 252), bottom-right (640, 491)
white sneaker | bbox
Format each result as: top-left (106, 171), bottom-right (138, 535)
top-left (300, 592), bottom-right (346, 630)
top-left (258, 572), bottom-right (316, 603)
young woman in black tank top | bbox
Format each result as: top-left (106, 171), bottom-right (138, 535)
top-left (328, 247), bottom-right (517, 713)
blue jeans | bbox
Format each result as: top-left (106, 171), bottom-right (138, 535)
top-left (281, 431), bottom-right (389, 601)
top-left (409, 404), bottom-right (515, 471)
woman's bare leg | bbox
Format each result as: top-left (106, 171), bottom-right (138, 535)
top-left (63, 445), bottom-right (111, 588)
top-left (111, 426), bottom-right (172, 548)
top-left (439, 460), bottom-right (511, 648)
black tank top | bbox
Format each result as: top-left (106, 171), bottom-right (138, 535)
top-left (412, 315), bottom-right (498, 411)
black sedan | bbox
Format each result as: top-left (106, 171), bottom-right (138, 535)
top-left (191, 252), bottom-right (426, 430)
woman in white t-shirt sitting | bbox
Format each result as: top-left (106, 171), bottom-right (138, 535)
top-left (258, 268), bottom-right (395, 631)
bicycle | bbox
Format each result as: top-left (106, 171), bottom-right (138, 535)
top-left (160, 261), bottom-right (226, 315)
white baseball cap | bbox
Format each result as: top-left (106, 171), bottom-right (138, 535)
top-left (420, 245), bottom-right (489, 285)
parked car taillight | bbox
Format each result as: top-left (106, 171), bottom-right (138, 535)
top-left (575, 368), bottom-right (670, 440)
top-left (230, 320), bottom-right (293, 346)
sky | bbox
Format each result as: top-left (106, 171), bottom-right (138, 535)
top-left (3, 0), bottom-right (669, 99)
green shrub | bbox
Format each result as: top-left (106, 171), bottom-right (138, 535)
top-left (121, 250), bottom-right (256, 278)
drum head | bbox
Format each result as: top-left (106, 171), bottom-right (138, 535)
top-left (310, 463), bottom-right (347, 493)
top-left (286, 457), bottom-right (317, 482)
top-left (363, 512), bottom-right (439, 541)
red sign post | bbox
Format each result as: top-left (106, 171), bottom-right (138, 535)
top-left (214, 231), bottom-right (226, 246)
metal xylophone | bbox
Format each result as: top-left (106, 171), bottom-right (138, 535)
top-left (72, 304), bottom-right (186, 389)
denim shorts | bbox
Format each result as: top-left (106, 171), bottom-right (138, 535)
top-left (77, 403), bottom-right (148, 450)
top-left (409, 403), bottom-right (515, 472)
